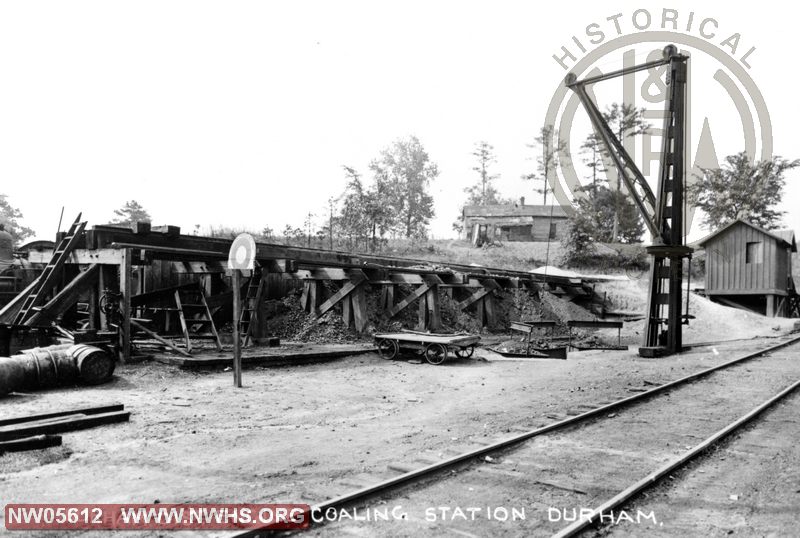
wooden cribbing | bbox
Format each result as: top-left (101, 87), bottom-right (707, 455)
top-left (314, 275), bottom-right (365, 318)
top-left (386, 284), bottom-right (430, 318)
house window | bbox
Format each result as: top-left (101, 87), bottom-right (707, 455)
top-left (549, 223), bottom-right (558, 239)
top-left (745, 241), bottom-right (763, 264)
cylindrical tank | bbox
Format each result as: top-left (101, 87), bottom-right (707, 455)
top-left (0, 344), bottom-right (116, 396)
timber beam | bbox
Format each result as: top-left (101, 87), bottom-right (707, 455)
top-left (25, 265), bottom-right (100, 326)
top-left (314, 274), bottom-right (367, 319)
top-left (386, 284), bottom-right (431, 318)
top-left (457, 279), bottom-right (500, 310)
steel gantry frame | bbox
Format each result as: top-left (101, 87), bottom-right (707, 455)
top-left (566, 45), bottom-right (692, 357)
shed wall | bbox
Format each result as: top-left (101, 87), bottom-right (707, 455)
top-left (705, 225), bottom-right (786, 295)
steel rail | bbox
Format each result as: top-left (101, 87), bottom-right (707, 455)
top-left (233, 333), bottom-right (800, 537)
top-left (553, 375), bottom-right (800, 537)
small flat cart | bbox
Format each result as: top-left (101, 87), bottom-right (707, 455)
top-left (373, 332), bottom-right (481, 365)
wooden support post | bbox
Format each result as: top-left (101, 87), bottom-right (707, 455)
top-left (476, 296), bottom-right (485, 326)
top-left (232, 269), bottom-right (242, 387)
top-left (98, 265), bottom-right (109, 330)
top-left (426, 286), bottom-right (441, 331)
top-left (119, 249), bottom-right (132, 363)
top-left (88, 278), bottom-right (99, 330)
top-left (484, 292), bottom-right (496, 328)
top-left (352, 284), bottom-right (368, 333)
top-left (381, 284), bottom-right (395, 313)
top-left (342, 294), bottom-right (354, 327)
top-left (766, 294), bottom-right (776, 317)
top-left (417, 292), bottom-right (427, 330)
top-left (301, 280), bottom-right (323, 313)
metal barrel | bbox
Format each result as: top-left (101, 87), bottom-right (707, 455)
top-left (0, 344), bottom-right (115, 396)
top-left (70, 344), bottom-right (116, 385)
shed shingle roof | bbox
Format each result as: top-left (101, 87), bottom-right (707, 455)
top-left (463, 204), bottom-right (568, 218)
top-left (695, 219), bottom-right (797, 252)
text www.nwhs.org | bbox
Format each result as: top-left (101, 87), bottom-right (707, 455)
top-left (5, 504), bottom-right (309, 530)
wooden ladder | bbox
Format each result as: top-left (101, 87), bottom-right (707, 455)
top-left (173, 283), bottom-right (223, 353)
top-left (13, 214), bottom-right (87, 326)
top-left (238, 265), bottom-right (265, 347)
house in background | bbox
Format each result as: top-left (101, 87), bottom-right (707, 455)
top-left (695, 219), bottom-right (798, 317)
top-left (461, 198), bottom-right (568, 246)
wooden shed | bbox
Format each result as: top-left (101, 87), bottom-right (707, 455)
top-left (696, 219), bottom-right (797, 317)
top-left (461, 199), bottom-right (568, 246)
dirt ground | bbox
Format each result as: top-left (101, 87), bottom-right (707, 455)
top-left (1, 319), bottom-right (798, 537)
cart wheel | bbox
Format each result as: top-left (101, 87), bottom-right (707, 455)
top-left (377, 339), bottom-right (399, 360)
top-left (425, 343), bottom-right (447, 365)
top-left (455, 345), bottom-right (475, 359)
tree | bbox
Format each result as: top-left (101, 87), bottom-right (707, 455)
top-left (281, 224), bottom-right (304, 246)
top-left (560, 196), bottom-right (596, 265)
top-left (580, 131), bottom-right (606, 193)
top-left (523, 125), bottom-right (568, 205)
top-left (338, 166), bottom-right (369, 250)
top-left (0, 195), bottom-right (34, 244)
top-left (601, 103), bottom-right (650, 241)
top-left (690, 152), bottom-right (799, 230)
top-left (465, 141), bottom-right (503, 205)
top-left (112, 200), bottom-right (151, 226)
top-left (369, 136), bottom-right (437, 239)
top-left (568, 184), bottom-right (644, 244)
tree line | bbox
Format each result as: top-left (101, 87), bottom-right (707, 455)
top-left (0, 123), bottom-right (794, 254)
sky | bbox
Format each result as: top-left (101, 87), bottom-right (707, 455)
top-left (0, 1), bottom-right (798, 243)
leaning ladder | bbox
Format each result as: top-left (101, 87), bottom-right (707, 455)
top-left (238, 265), bottom-right (265, 347)
top-left (13, 214), bottom-right (87, 326)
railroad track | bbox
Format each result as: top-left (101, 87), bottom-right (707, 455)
top-left (234, 334), bottom-right (800, 537)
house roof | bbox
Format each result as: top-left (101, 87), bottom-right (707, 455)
top-left (695, 219), bottom-right (797, 252)
top-left (463, 204), bottom-right (568, 218)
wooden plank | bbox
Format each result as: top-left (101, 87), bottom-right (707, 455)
top-left (0, 411), bottom-right (130, 441)
top-left (0, 434), bottom-right (62, 453)
top-left (308, 267), bottom-right (348, 280)
top-left (173, 289), bottom-right (192, 354)
top-left (314, 276), bottom-right (365, 318)
top-left (0, 404), bottom-right (125, 427)
top-left (390, 273), bottom-right (424, 285)
top-left (131, 320), bottom-right (192, 358)
top-left (119, 248), bottom-right (132, 363)
top-left (511, 321), bottom-right (557, 333)
top-left (457, 287), bottom-right (492, 310)
top-left (567, 320), bottom-right (623, 329)
top-left (131, 282), bottom-right (199, 308)
top-left (386, 284), bottom-right (430, 318)
top-left (25, 264), bottom-right (100, 326)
